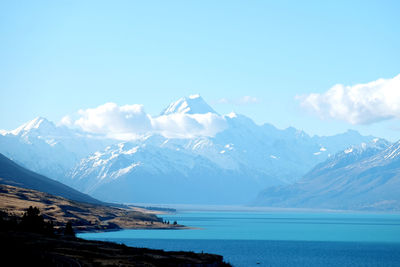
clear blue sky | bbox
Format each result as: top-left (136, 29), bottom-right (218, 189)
top-left (1, 0), bottom-right (399, 140)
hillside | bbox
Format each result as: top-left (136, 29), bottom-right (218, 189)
top-left (0, 230), bottom-right (230, 267)
top-left (0, 206), bottom-right (228, 267)
top-left (0, 184), bottom-right (184, 231)
top-left (255, 139), bottom-right (400, 211)
top-left (0, 153), bottom-right (103, 205)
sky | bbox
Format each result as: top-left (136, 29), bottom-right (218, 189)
top-left (1, 0), bottom-right (399, 141)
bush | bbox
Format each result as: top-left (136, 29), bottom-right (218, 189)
top-left (20, 206), bottom-right (45, 232)
top-left (64, 221), bottom-right (75, 237)
top-left (19, 206), bottom-right (54, 235)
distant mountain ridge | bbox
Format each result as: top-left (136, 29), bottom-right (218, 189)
top-left (255, 139), bottom-right (400, 211)
top-left (0, 117), bottom-right (114, 184)
top-left (0, 95), bottom-right (381, 204)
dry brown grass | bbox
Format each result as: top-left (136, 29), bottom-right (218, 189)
top-left (0, 184), bottom-right (186, 231)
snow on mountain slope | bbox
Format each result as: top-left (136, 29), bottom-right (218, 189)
top-left (161, 94), bottom-right (217, 115)
top-left (254, 139), bottom-right (400, 211)
top-left (69, 139), bottom-right (279, 204)
top-left (0, 96), bottom-right (382, 204)
top-left (11, 117), bottom-right (55, 136)
top-left (0, 117), bottom-right (117, 182)
top-left (69, 112), bottom-right (379, 204)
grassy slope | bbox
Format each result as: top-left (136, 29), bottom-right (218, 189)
top-left (0, 152), bottom-right (104, 205)
top-left (0, 184), bottom-right (185, 231)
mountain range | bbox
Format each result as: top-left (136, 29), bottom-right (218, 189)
top-left (255, 139), bottom-right (400, 211)
top-left (0, 95), bottom-right (381, 204)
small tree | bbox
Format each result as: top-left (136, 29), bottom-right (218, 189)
top-left (64, 221), bottom-right (75, 237)
top-left (21, 206), bottom-right (45, 232)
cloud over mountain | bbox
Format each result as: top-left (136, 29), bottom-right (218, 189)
top-left (73, 103), bottom-right (153, 140)
top-left (299, 74), bottom-right (400, 125)
top-left (152, 113), bottom-right (227, 139)
top-left (61, 96), bottom-right (228, 140)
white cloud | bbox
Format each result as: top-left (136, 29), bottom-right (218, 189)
top-left (60, 115), bottom-right (73, 127)
top-left (64, 102), bottom-right (228, 140)
top-left (74, 103), bottom-right (153, 139)
top-left (299, 74), bottom-right (400, 125)
top-left (152, 113), bottom-right (227, 138)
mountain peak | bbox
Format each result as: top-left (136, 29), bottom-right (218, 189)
top-left (11, 117), bottom-right (56, 136)
top-left (226, 112), bottom-right (237, 118)
top-left (188, 94), bottom-right (201, 100)
top-left (161, 95), bottom-right (217, 115)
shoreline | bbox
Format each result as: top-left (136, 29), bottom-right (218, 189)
top-left (129, 202), bottom-right (400, 215)
top-left (75, 224), bottom-right (197, 234)
top-left (1, 230), bottom-right (231, 266)
top-left (0, 204), bottom-right (230, 266)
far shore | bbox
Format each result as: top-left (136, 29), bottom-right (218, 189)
top-left (128, 202), bottom-right (400, 214)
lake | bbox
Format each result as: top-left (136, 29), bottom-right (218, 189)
top-left (78, 211), bottom-right (400, 266)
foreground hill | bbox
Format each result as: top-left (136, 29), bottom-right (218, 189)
top-left (0, 153), bottom-right (103, 205)
top-left (0, 230), bottom-right (230, 267)
top-left (255, 139), bottom-right (400, 211)
top-left (0, 209), bottom-right (229, 267)
top-left (0, 184), bottom-right (183, 231)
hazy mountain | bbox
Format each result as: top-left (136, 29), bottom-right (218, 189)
top-left (0, 153), bottom-right (103, 205)
top-left (65, 97), bottom-right (377, 204)
top-left (0, 117), bottom-right (116, 183)
top-left (161, 94), bottom-right (217, 115)
top-left (255, 139), bottom-right (400, 211)
top-left (0, 96), bottom-right (379, 204)
top-left (68, 136), bottom-right (283, 204)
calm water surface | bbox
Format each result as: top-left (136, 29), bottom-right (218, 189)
top-left (79, 211), bottom-right (400, 266)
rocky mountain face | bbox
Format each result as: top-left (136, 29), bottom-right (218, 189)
top-left (255, 139), bottom-right (400, 211)
top-left (0, 96), bottom-right (379, 204)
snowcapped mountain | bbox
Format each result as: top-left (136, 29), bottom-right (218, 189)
top-left (161, 94), bottom-right (217, 115)
top-left (0, 117), bottom-right (116, 183)
top-left (0, 95), bottom-right (381, 204)
top-left (68, 138), bottom-right (274, 204)
top-left (11, 116), bottom-right (57, 137)
top-left (254, 138), bottom-right (400, 211)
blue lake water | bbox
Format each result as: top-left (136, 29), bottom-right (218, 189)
top-left (78, 211), bottom-right (400, 266)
